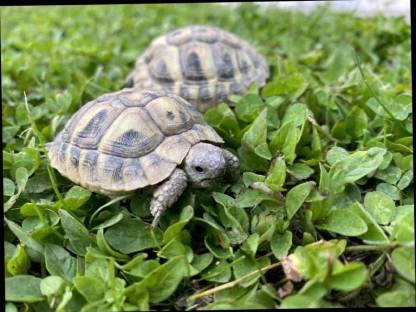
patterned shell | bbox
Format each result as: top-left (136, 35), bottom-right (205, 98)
top-left (47, 88), bottom-right (223, 196)
top-left (126, 25), bottom-right (269, 112)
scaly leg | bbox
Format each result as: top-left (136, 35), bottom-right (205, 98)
top-left (150, 168), bottom-right (188, 227)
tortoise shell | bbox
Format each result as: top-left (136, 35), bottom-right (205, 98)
top-left (126, 25), bottom-right (269, 112)
top-left (47, 88), bottom-right (223, 196)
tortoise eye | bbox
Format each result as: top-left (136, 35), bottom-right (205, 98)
top-left (194, 166), bottom-right (204, 173)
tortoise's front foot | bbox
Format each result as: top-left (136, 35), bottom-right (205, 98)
top-left (150, 168), bottom-right (188, 227)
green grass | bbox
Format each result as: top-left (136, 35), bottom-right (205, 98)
top-left (2, 3), bottom-right (414, 310)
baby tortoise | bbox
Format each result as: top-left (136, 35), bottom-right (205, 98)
top-left (46, 88), bottom-right (240, 227)
top-left (126, 25), bottom-right (269, 112)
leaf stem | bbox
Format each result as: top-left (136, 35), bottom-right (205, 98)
top-left (307, 115), bottom-right (338, 143)
top-left (23, 91), bottom-right (66, 207)
top-left (352, 50), bottom-right (395, 120)
top-left (345, 243), bottom-right (397, 252)
top-left (187, 261), bottom-right (281, 302)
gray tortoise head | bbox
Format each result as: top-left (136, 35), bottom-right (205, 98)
top-left (126, 25), bottom-right (269, 112)
top-left (184, 143), bottom-right (228, 188)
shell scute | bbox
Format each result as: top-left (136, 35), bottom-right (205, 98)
top-left (145, 96), bottom-right (193, 136)
top-left (99, 107), bottom-right (164, 158)
top-left (192, 25), bottom-right (219, 43)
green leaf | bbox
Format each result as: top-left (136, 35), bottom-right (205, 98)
top-left (25, 172), bottom-right (52, 194)
top-left (376, 183), bottom-right (401, 201)
top-left (298, 280), bottom-right (327, 301)
top-left (105, 217), bottom-right (162, 253)
top-left (397, 169), bottom-right (413, 190)
top-left (242, 172), bottom-right (265, 187)
top-left (55, 91), bottom-right (73, 113)
top-left (346, 106), bottom-right (368, 138)
top-left (59, 209), bottom-right (94, 255)
top-left (271, 230), bottom-right (292, 260)
top-left (262, 72), bottom-right (308, 101)
top-left (91, 212), bottom-right (124, 231)
top-left (318, 162), bottom-right (331, 194)
top-left (213, 192), bottom-right (249, 242)
top-left (5, 303), bottom-right (18, 312)
top-left (280, 294), bottom-right (320, 308)
top-left (44, 244), bottom-right (77, 281)
top-left (128, 288), bottom-right (149, 311)
top-left (204, 103), bottom-right (240, 145)
top-left (269, 120), bottom-right (298, 164)
top-left (3, 178), bottom-right (15, 196)
top-left (7, 244), bottom-right (30, 275)
top-left (350, 202), bottom-right (389, 243)
top-left (163, 205), bottom-right (194, 243)
top-left (5, 242), bottom-right (16, 260)
top-left (316, 209), bottom-right (368, 236)
top-left (236, 189), bottom-right (280, 209)
top-left (326, 146), bottom-right (349, 166)
top-left (281, 103), bottom-right (309, 128)
top-left (83, 248), bottom-right (115, 283)
top-left (189, 253), bottom-right (213, 277)
top-left (389, 94), bottom-right (412, 121)
top-left (5, 218), bottom-right (44, 259)
top-left (238, 144), bottom-right (269, 171)
top-left (233, 251), bottom-right (270, 287)
top-left (158, 238), bottom-right (189, 260)
top-left (328, 147), bottom-right (386, 194)
top-left (390, 205), bottom-right (414, 245)
top-left (391, 247), bottom-right (415, 283)
top-left (63, 186), bottom-right (91, 210)
top-left (241, 233), bottom-right (260, 258)
top-left (254, 143), bottom-right (272, 160)
top-left (235, 94), bottom-right (265, 122)
top-left (363, 191), bottom-right (396, 225)
top-left (126, 260), bottom-right (160, 278)
top-left (96, 228), bottom-right (129, 260)
top-left (13, 148), bottom-right (41, 175)
top-left (265, 157), bottom-right (286, 191)
top-left (120, 253), bottom-right (147, 271)
top-left (287, 163), bottom-right (314, 180)
top-left (201, 259), bottom-right (232, 283)
top-left (242, 108), bottom-right (270, 160)
top-left (376, 279), bottom-right (416, 307)
top-left (15, 167), bottom-right (29, 193)
top-left (286, 181), bottom-right (315, 220)
top-left (331, 262), bottom-right (368, 291)
top-left (74, 276), bottom-right (107, 302)
top-left (6, 275), bottom-right (44, 303)
top-left (375, 165), bottom-right (402, 184)
top-left (125, 256), bottom-right (187, 304)
top-left (40, 275), bottom-right (65, 296)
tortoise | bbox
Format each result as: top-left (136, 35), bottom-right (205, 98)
top-left (46, 88), bottom-right (240, 227)
top-left (125, 25), bottom-right (269, 112)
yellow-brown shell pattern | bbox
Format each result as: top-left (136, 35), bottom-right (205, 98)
top-left (128, 25), bottom-right (269, 112)
top-left (47, 88), bottom-right (224, 196)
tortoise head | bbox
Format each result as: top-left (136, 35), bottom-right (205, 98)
top-left (184, 142), bottom-right (237, 188)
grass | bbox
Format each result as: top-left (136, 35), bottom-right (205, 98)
top-left (2, 3), bottom-right (414, 310)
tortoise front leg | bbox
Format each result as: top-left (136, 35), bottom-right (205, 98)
top-left (150, 168), bottom-right (188, 227)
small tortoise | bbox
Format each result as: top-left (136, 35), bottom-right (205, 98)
top-left (46, 88), bottom-right (240, 227)
top-left (126, 25), bottom-right (269, 112)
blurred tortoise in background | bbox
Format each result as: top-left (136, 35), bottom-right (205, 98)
top-left (46, 88), bottom-right (240, 227)
top-left (125, 25), bottom-right (269, 112)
